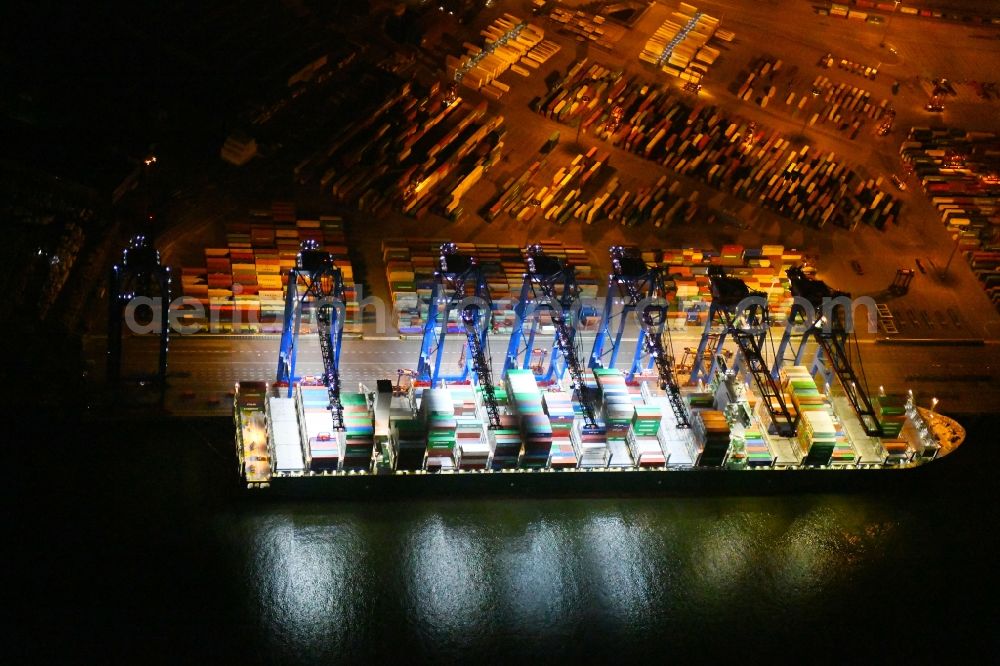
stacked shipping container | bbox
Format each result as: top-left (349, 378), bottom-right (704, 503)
top-left (543, 389), bottom-right (578, 468)
top-left (640, 4), bottom-right (724, 84)
top-left (179, 206), bottom-right (363, 333)
top-left (447, 14), bottom-right (549, 94)
top-left (627, 405), bottom-right (667, 467)
top-left (382, 239), bottom-right (599, 333)
top-left (340, 392), bottom-right (375, 471)
top-left (901, 128), bottom-right (1000, 313)
top-left (692, 408), bottom-right (730, 466)
top-left (299, 384), bottom-right (341, 471)
top-left (537, 62), bottom-right (901, 230)
top-left (422, 388), bottom-right (457, 471)
top-left (269, 395), bottom-right (304, 473)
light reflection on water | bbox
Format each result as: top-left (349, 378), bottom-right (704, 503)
top-left (404, 514), bottom-right (492, 647)
top-left (495, 518), bottom-right (582, 631)
top-left (224, 498), bottom-right (901, 658)
top-left (582, 512), bottom-right (663, 629)
top-left (246, 514), bottom-right (370, 657)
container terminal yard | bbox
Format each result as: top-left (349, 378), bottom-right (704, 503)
top-left (73, 0), bottom-right (1000, 495)
top-left (8, 1), bottom-right (1000, 662)
top-left (228, 241), bottom-right (963, 494)
top-left (36, 0), bottom-right (998, 493)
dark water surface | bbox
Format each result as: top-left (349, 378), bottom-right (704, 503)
top-left (11, 416), bottom-right (996, 663)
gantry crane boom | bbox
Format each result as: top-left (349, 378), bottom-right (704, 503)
top-left (784, 266), bottom-right (883, 437)
top-left (707, 267), bottom-right (798, 437)
top-left (592, 246), bottom-right (690, 428)
top-left (522, 245), bottom-right (600, 430)
top-left (277, 241), bottom-right (345, 429)
top-left (317, 304), bottom-right (344, 430)
top-left (418, 243), bottom-right (501, 428)
top-left (107, 235), bottom-right (171, 386)
top-left (620, 264), bottom-right (689, 429)
top-left (462, 306), bottom-right (501, 428)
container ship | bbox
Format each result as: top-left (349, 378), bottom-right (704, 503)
top-left (231, 242), bottom-right (963, 498)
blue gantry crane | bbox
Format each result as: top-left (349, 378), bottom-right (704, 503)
top-left (417, 243), bottom-right (501, 428)
top-left (504, 244), bottom-right (581, 382)
top-left (107, 234), bottom-right (171, 385)
top-left (693, 267), bottom-right (798, 437)
top-left (770, 266), bottom-right (848, 375)
top-left (506, 244), bottom-right (602, 432)
top-left (689, 270), bottom-right (755, 387)
top-left (276, 240), bottom-right (345, 429)
top-left (590, 246), bottom-right (690, 429)
top-left (775, 266), bottom-right (884, 437)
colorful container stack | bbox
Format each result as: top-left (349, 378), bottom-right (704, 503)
top-left (901, 127), bottom-right (1000, 312)
top-left (456, 434), bottom-right (491, 470)
top-left (450, 384), bottom-right (489, 469)
top-left (594, 368), bottom-right (634, 432)
top-left (831, 431), bottom-right (856, 465)
top-left (205, 248), bottom-right (234, 324)
top-left (627, 405), bottom-right (667, 467)
top-left (876, 394), bottom-right (907, 439)
top-left (571, 419), bottom-right (610, 467)
top-left (299, 385), bottom-right (341, 471)
top-left (528, 241), bottom-right (600, 299)
top-left (651, 245), bottom-right (800, 326)
top-left (785, 366), bottom-right (821, 404)
top-left (519, 414), bottom-right (554, 468)
top-left (340, 392), bottom-right (375, 471)
top-left (883, 439), bottom-right (912, 464)
top-left (421, 389), bottom-right (457, 471)
top-left (783, 365), bottom-right (820, 427)
top-left (381, 239), bottom-right (599, 333)
top-left (743, 428), bottom-right (773, 467)
top-left (543, 389), bottom-right (578, 468)
top-left (797, 410), bottom-right (837, 466)
top-left (782, 365), bottom-right (854, 465)
top-left (504, 370), bottom-right (547, 468)
top-left (693, 409), bottom-right (730, 467)
top-left (490, 414), bottom-right (522, 469)
top-left (319, 215), bottom-right (362, 334)
top-left (594, 368), bottom-right (637, 467)
top-left (179, 206), bottom-right (363, 333)
top-left (269, 396), bottom-right (304, 473)
top-left (383, 244), bottom-right (421, 334)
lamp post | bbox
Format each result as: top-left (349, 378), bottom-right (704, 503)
top-left (576, 94), bottom-right (591, 144)
top-left (942, 233), bottom-right (960, 278)
top-left (880, 1), bottom-right (901, 48)
top-left (800, 87), bottom-right (820, 135)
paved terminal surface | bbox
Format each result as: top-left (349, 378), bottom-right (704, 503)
top-left (259, 0), bottom-right (999, 341)
top-left (150, 1), bottom-right (1000, 334)
top-left (87, 331), bottom-right (1000, 418)
top-left (94, 0), bottom-right (1000, 419)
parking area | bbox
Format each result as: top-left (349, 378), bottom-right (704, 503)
top-left (348, 0), bottom-right (1000, 336)
top-left (145, 0), bottom-right (1000, 345)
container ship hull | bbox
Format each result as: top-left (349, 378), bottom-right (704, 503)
top-left (252, 463), bottom-right (943, 500)
top-left (235, 374), bottom-right (962, 499)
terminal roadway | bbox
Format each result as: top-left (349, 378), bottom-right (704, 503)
top-left (90, 332), bottom-right (1000, 417)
